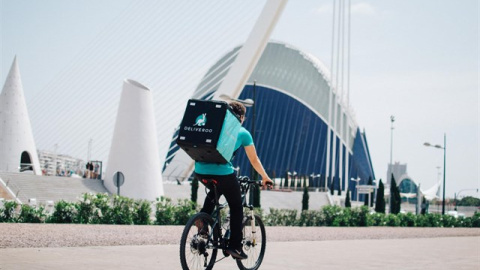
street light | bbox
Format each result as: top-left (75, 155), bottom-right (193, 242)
top-left (310, 173), bottom-right (321, 192)
top-left (219, 94), bottom-right (254, 107)
top-left (288, 171), bottom-right (297, 189)
top-left (424, 133), bottom-right (447, 215)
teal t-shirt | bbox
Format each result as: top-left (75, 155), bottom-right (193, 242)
top-left (195, 127), bottom-right (253, 175)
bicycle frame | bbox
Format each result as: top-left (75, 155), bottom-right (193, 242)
top-left (203, 177), bottom-right (261, 251)
top-left (180, 176), bottom-right (266, 270)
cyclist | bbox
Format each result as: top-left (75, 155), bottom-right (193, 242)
top-left (194, 101), bottom-right (273, 260)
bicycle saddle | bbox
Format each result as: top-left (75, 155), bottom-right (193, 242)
top-left (200, 178), bottom-right (218, 186)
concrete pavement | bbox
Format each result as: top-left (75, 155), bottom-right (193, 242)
top-left (1, 237), bottom-right (479, 270)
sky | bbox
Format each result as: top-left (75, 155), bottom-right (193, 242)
top-left (1, 0), bottom-right (478, 198)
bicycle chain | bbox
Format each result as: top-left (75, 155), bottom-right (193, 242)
top-left (215, 256), bottom-right (228, 263)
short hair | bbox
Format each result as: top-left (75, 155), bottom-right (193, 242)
top-left (229, 101), bottom-right (246, 118)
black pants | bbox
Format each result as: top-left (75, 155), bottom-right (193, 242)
top-left (195, 173), bottom-right (243, 249)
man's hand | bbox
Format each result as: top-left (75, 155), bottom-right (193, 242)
top-left (262, 177), bottom-right (273, 190)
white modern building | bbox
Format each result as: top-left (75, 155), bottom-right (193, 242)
top-left (37, 150), bottom-right (85, 176)
top-left (0, 57), bottom-right (41, 175)
top-left (163, 41), bottom-right (376, 200)
top-left (104, 79), bottom-right (164, 200)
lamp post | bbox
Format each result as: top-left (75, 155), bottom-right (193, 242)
top-left (219, 94), bottom-right (254, 107)
top-left (351, 177), bottom-right (361, 202)
top-left (310, 173), bottom-right (321, 192)
top-left (389, 116), bottom-right (395, 185)
top-left (288, 171), bottom-right (297, 189)
top-left (424, 133), bottom-right (446, 215)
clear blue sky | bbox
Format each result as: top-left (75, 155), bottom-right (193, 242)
top-left (1, 0), bottom-right (478, 198)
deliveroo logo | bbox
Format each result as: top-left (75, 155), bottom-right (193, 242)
top-left (194, 113), bottom-right (207, 126)
top-left (185, 113), bottom-right (212, 133)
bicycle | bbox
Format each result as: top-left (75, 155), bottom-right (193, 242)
top-left (180, 176), bottom-right (267, 270)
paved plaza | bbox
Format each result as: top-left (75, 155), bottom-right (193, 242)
top-left (1, 236), bottom-right (479, 270)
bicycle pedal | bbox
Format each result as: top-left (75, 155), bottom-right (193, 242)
top-left (222, 250), bottom-right (230, 258)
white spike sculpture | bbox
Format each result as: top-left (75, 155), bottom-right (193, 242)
top-left (104, 79), bottom-right (164, 200)
top-left (0, 57), bottom-right (41, 175)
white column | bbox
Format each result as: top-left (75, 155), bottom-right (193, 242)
top-left (105, 79), bottom-right (164, 200)
top-left (214, 0), bottom-right (288, 100)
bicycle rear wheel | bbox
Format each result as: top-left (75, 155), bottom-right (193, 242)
top-left (180, 212), bottom-right (218, 270)
top-left (236, 214), bottom-right (266, 270)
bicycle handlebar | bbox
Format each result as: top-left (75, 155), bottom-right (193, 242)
top-left (238, 176), bottom-right (270, 187)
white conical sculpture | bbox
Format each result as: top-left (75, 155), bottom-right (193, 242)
top-left (0, 56), bottom-right (41, 175)
top-left (104, 79), bottom-right (164, 200)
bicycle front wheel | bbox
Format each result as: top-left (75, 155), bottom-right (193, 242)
top-left (180, 212), bottom-right (218, 270)
top-left (236, 214), bottom-right (266, 270)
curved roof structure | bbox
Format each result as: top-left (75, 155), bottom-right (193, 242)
top-left (163, 41), bottom-right (375, 198)
top-left (398, 175), bottom-right (441, 201)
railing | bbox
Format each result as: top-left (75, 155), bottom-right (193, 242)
top-left (0, 176), bottom-right (23, 204)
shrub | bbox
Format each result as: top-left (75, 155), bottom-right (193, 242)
top-left (77, 193), bottom-right (96, 224)
top-left (265, 209), bottom-right (297, 226)
top-left (17, 204), bottom-right (47, 223)
top-left (155, 197), bottom-right (196, 225)
top-left (351, 206), bottom-right (371, 227)
top-left (398, 212), bottom-right (417, 227)
top-left (48, 200), bottom-right (78, 223)
top-left (134, 200), bottom-right (152, 225)
top-left (298, 210), bottom-right (322, 227)
top-left (369, 212), bottom-right (386, 226)
top-left (320, 205), bottom-right (344, 226)
top-left (384, 214), bottom-right (401, 226)
top-left (173, 199), bottom-right (197, 225)
top-left (91, 193), bottom-right (111, 224)
top-left (441, 214), bottom-right (457, 227)
top-left (105, 195), bottom-right (135, 225)
top-left (424, 213), bottom-right (442, 227)
top-left (155, 197), bottom-right (176, 225)
top-left (471, 212), bottom-right (480, 227)
top-left (0, 201), bottom-right (19, 222)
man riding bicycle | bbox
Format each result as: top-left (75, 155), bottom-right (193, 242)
top-left (194, 101), bottom-right (273, 260)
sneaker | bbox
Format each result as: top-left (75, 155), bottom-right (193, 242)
top-left (226, 247), bottom-right (248, 260)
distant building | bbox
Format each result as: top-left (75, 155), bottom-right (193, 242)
top-left (37, 150), bottom-right (85, 176)
top-left (387, 162), bottom-right (407, 186)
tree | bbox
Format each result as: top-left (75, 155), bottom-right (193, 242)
top-left (345, 189), bottom-right (351, 208)
top-left (457, 196), bottom-right (480, 207)
top-left (337, 178), bottom-right (342, 196)
top-left (365, 177), bottom-right (373, 207)
top-left (191, 177), bottom-right (198, 207)
top-left (390, 174), bottom-right (401, 214)
top-left (330, 178), bottom-right (334, 195)
top-left (290, 174), bottom-right (296, 188)
top-left (375, 179), bottom-right (386, 213)
top-left (302, 185), bottom-right (309, 211)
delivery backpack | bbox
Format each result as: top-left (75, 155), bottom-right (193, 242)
top-left (176, 99), bottom-right (241, 164)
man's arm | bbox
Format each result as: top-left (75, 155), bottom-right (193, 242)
top-left (244, 145), bottom-right (273, 187)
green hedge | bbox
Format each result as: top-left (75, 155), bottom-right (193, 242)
top-left (263, 206), bottom-right (480, 228)
top-left (1, 194), bottom-right (479, 227)
top-left (0, 193), bottom-right (195, 225)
